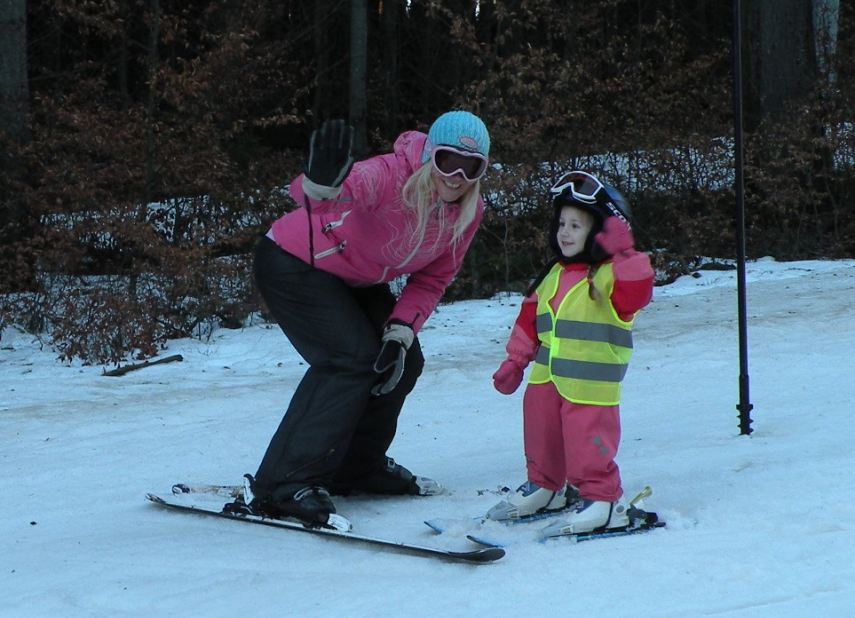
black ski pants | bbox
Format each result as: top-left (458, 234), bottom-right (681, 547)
top-left (251, 236), bottom-right (424, 498)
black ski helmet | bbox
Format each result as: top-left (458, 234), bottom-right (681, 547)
top-left (548, 171), bottom-right (632, 263)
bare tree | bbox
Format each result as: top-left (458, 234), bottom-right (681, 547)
top-left (0, 0), bottom-right (31, 296)
top-left (381, 0), bottom-right (403, 137)
top-left (813, 0), bottom-right (839, 83)
top-left (0, 0), bottom-right (28, 141)
top-left (350, 0), bottom-right (368, 156)
top-left (742, 0), bottom-right (817, 131)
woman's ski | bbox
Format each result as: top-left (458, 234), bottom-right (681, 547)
top-left (146, 492), bottom-right (504, 564)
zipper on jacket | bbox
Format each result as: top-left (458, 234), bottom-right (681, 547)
top-left (314, 241), bottom-right (347, 260)
top-left (321, 211), bottom-right (351, 234)
top-left (321, 220), bottom-right (345, 233)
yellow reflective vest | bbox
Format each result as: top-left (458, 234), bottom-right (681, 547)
top-left (528, 262), bottom-right (634, 405)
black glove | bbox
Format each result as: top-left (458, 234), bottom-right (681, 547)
top-left (305, 119), bottom-right (355, 188)
top-left (371, 323), bottom-right (414, 396)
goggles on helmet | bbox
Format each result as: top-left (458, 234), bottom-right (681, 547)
top-left (430, 146), bottom-right (488, 182)
top-left (550, 171), bottom-right (605, 204)
top-left (551, 170), bottom-right (631, 228)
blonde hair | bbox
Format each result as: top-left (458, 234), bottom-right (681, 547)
top-left (400, 163), bottom-right (481, 250)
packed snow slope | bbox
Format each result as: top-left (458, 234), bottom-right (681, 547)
top-left (2, 257), bottom-right (855, 617)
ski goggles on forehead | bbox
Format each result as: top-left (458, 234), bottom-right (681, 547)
top-left (550, 171), bottom-right (605, 204)
top-left (430, 146), bottom-right (489, 182)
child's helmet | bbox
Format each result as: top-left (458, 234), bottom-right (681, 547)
top-left (548, 171), bottom-right (632, 263)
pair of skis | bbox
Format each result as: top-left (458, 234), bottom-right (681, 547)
top-left (147, 483), bottom-right (664, 564)
top-left (146, 484), bottom-right (504, 564)
top-left (425, 486), bottom-right (665, 548)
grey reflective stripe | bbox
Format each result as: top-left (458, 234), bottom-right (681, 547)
top-left (536, 314), bottom-right (633, 348)
top-left (554, 319), bottom-right (633, 349)
top-left (552, 358), bottom-right (628, 383)
top-left (534, 347), bottom-right (628, 383)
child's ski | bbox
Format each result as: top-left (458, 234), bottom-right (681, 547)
top-left (426, 486), bottom-right (664, 547)
top-left (467, 506), bottom-right (664, 547)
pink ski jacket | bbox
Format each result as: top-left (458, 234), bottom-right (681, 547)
top-left (269, 130), bottom-right (484, 334)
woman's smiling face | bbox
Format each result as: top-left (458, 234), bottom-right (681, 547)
top-left (430, 166), bottom-right (476, 203)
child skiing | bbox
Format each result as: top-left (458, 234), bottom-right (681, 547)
top-left (488, 171), bottom-right (654, 538)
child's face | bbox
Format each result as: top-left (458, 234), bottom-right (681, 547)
top-left (556, 206), bottom-right (595, 258)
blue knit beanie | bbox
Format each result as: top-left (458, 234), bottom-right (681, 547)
top-left (422, 111), bottom-right (490, 164)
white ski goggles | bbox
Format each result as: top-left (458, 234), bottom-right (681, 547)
top-left (550, 171), bottom-right (605, 204)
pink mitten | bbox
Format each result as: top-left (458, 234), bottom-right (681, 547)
top-left (595, 216), bottom-right (635, 256)
top-left (493, 359), bottom-right (524, 395)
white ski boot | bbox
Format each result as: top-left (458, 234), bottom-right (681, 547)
top-left (539, 497), bottom-right (630, 539)
top-left (486, 480), bottom-right (576, 521)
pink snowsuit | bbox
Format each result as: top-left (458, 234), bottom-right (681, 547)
top-left (503, 252), bottom-right (653, 502)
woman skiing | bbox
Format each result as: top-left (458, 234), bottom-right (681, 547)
top-left (248, 112), bottom-right (491, 527)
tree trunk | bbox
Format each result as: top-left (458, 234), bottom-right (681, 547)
top-left (742, 0), bottom-right (817, 131)
top-left (349, 0), bottom-right (368, 157)
top-left (312, 0), bottom-right (330, 126)
top-left (117, 0), bottom-right (131, 111)
top-left (0, 0), bottom-right (28, 141)
top-left (145, 0), bottom-right (160, 201)
top-left (813, 0), bottom-right (839, 83)
top-left (0, 0), bottom-right (32, 294)
top-left (382, 0), bottom-right (402, 138)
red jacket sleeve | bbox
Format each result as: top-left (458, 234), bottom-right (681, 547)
top-left (610, 250), bottom-right (654, 321)
top-left (504, 295), bottom-right (540, 367)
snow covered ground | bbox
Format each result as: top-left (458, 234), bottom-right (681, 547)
top-left (3, 257), bottom-right (855, 617)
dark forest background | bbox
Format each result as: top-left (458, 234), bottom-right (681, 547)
top-left (0, 0), bottom-right (852, 363)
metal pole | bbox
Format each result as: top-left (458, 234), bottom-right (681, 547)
top-left (732, 0), bottom-right (753, 435)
